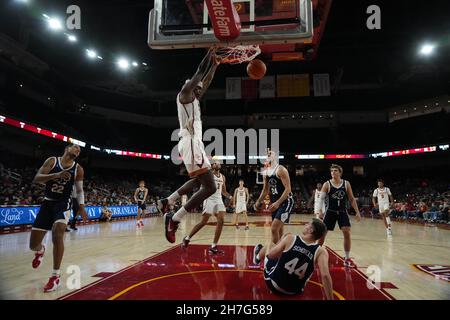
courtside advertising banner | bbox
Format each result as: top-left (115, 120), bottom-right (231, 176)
top-left (0, 205), bottom-right (139, 227)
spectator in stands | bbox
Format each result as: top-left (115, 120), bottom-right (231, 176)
top-left (99, 204), bottom-right (113, 222)
top-left (437, 200), bottom-right (449, 224)
top-left (423, 203), bottom-right (439, 222)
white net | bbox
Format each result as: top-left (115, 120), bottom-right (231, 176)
top-left (215, 45), bottom-right (261, 64)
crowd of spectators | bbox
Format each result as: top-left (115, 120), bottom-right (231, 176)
top-left (2, 164), bottom-right (449, 225)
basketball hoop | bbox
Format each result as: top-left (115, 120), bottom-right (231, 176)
top-left (215, 45), bottom-right (261, 64)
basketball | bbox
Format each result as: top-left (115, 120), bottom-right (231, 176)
top-left (247, 59), bottom-right (266, 80)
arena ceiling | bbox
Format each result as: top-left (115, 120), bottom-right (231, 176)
top-left (1, 0), bottom-right (450, 113)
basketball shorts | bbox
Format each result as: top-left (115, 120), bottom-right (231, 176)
top-left (178, 136), bottom-right (211, 177)
top-left (379, 203), bottom-right (390, 212)
top-left (202, 198), bottom-right (226, 215)
top-left (32, 200), bottom-right (71, 231)
top-left (263, 256), bottom-right (301, 296)
top-left (235, 202), bottom-right (247, 213)
top-left (272, 196), bottom-right (294, 223)
top-left (137, 201), bottom-right (146, 210)
top-left (323, 209), bottom-right (351, 231)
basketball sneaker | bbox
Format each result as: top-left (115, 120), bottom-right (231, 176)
top-left (208, 246), bottom-right (224, 255)
top-left (181, 236), bottom-right (190, 249)
top-left (245, 225), bottom-right (249, 230)
top-left (344, 258), bottom-right (356, 268)
top-left (164, 213), bottom-right (179, 243)
top-left (253, 244), bottom-right (263, 265)
top-left (157, 198), bottom-right (169, 214)
top-left (139, 220), bottom-right (144, 227)
top-left (32, 245), bottom-right (46, 269)
top-left (43, 275), bottom-right (60, 293)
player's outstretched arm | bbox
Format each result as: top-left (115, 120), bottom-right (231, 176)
top-left (221, 175), bottom-right (233, 200)
top-left (372, 197), bottom-right (378, 208)
top-left (181, 48), bottom-right (215, 99)
top-left (33, 157), bottom-right (66, 184)
top-left (346, 182), bottom-right (361, 221)
top-left (388, 189), bottom-right (394, 207)
top-left (75, 165), bottom-right (88, 223)
top-left (316, 247), bottom-right (333, 300)
top-left (372, 189), bottom-right (378, 208)
top-left (197, 52), bottom-right (221, 100)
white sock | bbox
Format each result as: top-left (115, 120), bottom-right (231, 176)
top-left (172, 207), bottom-right (188, 222)
top-left (386, 217), bottom-right (391, 226)
top-left (168, 192), bottom-right (181, 205)
top-left (37, 245), bottom-right (45, 253)
top-left (52, 269), bottom-right (60, 276)
top-left (185, 236), bottom-right (190, 240)
top-left (212, 243), bottom-right (217, 248)
top-left (345, 251), bottom-right (350, 259)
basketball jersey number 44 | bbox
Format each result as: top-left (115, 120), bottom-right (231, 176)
top-left (284, 258), bottom-right (308, 279)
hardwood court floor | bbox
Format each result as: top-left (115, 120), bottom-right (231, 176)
top-left (0, 214), bottom-right (449, 300)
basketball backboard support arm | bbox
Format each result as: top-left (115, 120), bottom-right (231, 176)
top-left (148, 0), bottom-right (314, 50)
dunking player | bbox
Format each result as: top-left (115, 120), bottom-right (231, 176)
top-left (29, 143), bottom-right (87, 292)
top-left (232, 179), bottom-right (250, 230)
top-left (317, 164), bottom-right (362, 268)
top-left (134, 180), bottom-right (148, 229)
top-left (182, 161), bottom-right (232, 253)
top-left (255, 149), bottom-right (294, 245)
top-left (252, 219), bottom-right (333, 299)
top-left (372, 179), bottom-right (394, 236)
top-left (158, 48), bottom-right (220, 243)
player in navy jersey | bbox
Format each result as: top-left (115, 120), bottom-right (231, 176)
top-left (253, 219), bottom-right (333, 299)
top-left (316, 164), bottom-right (361, 268)
top-left (134, 180), bottom-right (148, 229)
top-left (29, 143), bottom-right (87, 292)
top-left (255, 149), bottom-right (294, 245)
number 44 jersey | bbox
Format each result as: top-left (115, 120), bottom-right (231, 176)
top-left (264, 235), bottom-right (320, 295)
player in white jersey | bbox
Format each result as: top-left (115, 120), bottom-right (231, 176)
top-left (308, 182), bottom-right (325, 219)
top-left (182, 161), bottom-right (233, 254)
top-left (372, 179), bottom-right (394, 236)
top-left (232, 179), bottom-right (250, 230)
top-left (157, 48), bottom-right (221, 243)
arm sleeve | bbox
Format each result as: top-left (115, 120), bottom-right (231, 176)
top-left (75, 181), bottom-right (85, 205)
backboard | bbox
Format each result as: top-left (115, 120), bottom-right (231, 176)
top-left (148, 0), bottom-right (314, 50)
